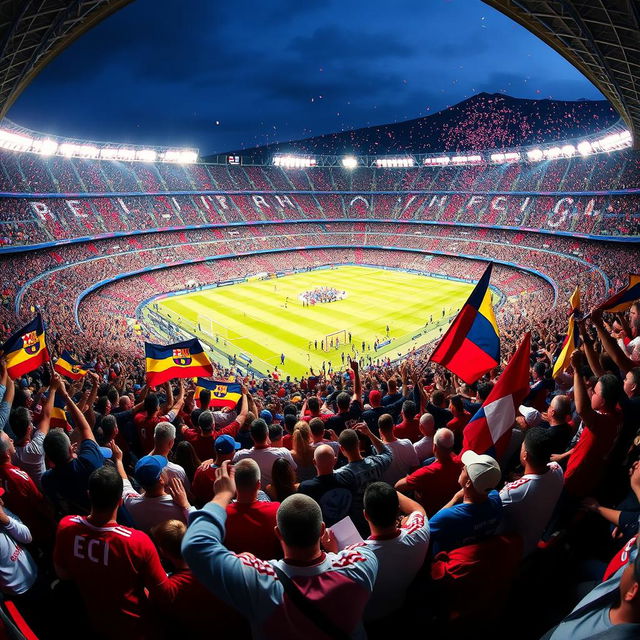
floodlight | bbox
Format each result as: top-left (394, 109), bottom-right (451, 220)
top-left (341, 156), bottom-right (357, 169)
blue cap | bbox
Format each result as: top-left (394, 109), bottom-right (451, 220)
top-left (134, 455), bottom-right (168, 488)
top-left (99, 447), bottom-right (113, 460)
top-left (215, 434), bottom-right (241, 454)
top-left (259, 409), bottom-right (273, 425)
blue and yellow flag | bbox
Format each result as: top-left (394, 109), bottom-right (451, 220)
top-left (50, 393), bottom-right (70, 431)
top-left (54, 350), bottom-right (88, 381)
top-left (553, 286), bottom-right (581, 378)
top-left (195, 378), bottom-right (242, 409)
top-left (145, 338), bottom-right (213, 386)
top-left (596, 274), bottom-right (640, 313)
top-left (2, 315), bottom-right (50, 378)
top-left (430, 262), bottom-right (500, 384)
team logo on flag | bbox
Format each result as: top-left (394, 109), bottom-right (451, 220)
top-left (21, 331), bottom-right (40, 355)
top-left (213, 384), bottom-right (228, 398)
top-left (172, 348), bottom-right (192, 366)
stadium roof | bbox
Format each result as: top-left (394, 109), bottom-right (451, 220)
top-left (484, 0), bottom-right (640, 148)
top-left (0, 0), bottom-right (132, 120)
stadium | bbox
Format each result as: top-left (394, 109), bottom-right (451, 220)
top-left (0, 1), bottom-right (639, 639)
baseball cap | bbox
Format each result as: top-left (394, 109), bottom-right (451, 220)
top-left (259, 409), bottom-right (273, 425)
top-left (518, 405), bottom-right (542, 428)
top-left (369, 390), bottom-right (382, 407)
top-left (461, 450), bottom-right (501, 493)
top-left (215, 434), bottom-right (241, 454)
top-left (134, 455), bottom-right (168, 488)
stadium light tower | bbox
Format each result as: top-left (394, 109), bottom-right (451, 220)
top-left (341, 155), bottom-right (357, 169)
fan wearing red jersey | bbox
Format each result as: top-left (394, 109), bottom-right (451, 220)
top-left (53, 465), bottom-right (176, 640)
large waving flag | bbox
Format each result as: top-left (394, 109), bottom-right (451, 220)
top-left (463, 332), bottom-right (531, 459)
top-left (2, 315), bottom-right (50, 378)
top-left (145, 338), bottom-right (213, 386)
top-left (195, 378), bottom-right (242, 409)
top-left (54, 350), bottom-right (88, 381)
top-left (552, 286), bottom-right (581, 379)
top-left (596, 274), bottom-right (640, 313)
top-left (430, 263), bottom-right (500, 384)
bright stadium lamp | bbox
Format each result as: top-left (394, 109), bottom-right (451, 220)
top-left (527, 149), bottom-right (543, 162)
top-left (577, 141), bottom-right (592, 156)
top-left (342, 156), bottom-right (357, 169)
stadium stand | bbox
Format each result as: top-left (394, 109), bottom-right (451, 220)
top-left (0, 8), bottom-right (639, 637)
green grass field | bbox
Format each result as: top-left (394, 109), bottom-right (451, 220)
top-left (148, 266), bottom-right (473, 378)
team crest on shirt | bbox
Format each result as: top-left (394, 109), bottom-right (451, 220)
top-left (172, 348), bottom-right (192, 366)
top-left (71, 365), bottom-right (80, 374)
top-left (21, 331), bottom-right (40, 355)
top-left (213, 384), bottom-right (228, 398)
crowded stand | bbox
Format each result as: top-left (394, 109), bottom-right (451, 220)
top-left (0, 97), bottom-right (640, 640)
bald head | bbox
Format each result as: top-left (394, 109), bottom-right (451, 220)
top-left (313, 444), bottom-right (336, 475)
top-left (549, 395), bottom-right (570, 422)
top-left (419, 413), bottom-right (435, 437)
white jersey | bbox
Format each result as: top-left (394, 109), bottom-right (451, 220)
top-left (413, 436), bottom-right (434, 462)
top-left (358, 511), bottom-right (430, 621)
top-left (0, 509), bottom-right (37, 596)
top-left (122, 479), bottom-right (195, 533)
top-left (499, 462), bottom-right (564, 556)
top-left (233, 447), bottom-right (297, 486)
top-left (13, 431), bottom-right (46, 489)
top-left (164, 460), bottom-right (191, 492)
top-left (382, 439), bottom-right (420, 486)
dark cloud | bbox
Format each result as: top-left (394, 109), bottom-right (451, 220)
top-left (7, 0), bottom-right (605, 154)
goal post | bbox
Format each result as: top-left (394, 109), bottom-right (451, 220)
top-left (323, 329), bottom-right (347, 351)
top-left (197, 314), bottom-right (229, 339)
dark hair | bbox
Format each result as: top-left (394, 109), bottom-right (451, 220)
top-left (283, 404), bottom-right (298, 416)
top-left (269, 423), bottom-right (283, 442)
top-left (277, 494), bottom-right (322, 548)
top-left (402, 399), bottom-right (417, 419)
top-left (106, 386), bottom-right (119, 405)
top-left (43, 429), bottom-right (72, 465)
top-left (524, 427), bottom-right (553, 467)
top-left (271, 457), bottom-right (297, 501)
top-left (100, 415), bottom-right (118, 443)
top-left (338, 428), bottom-right (359, 452)
top-left (431, 390), bottom-right (445, 407)
top-left (449, 394), bottom-right (464, 413)
top-left (95, 396), bottom-right (110, 415)
top-left (144, 393), bottom-right (159, 415)
top-left (377, 413), bottom-right (394, 434)
top-left (284, 413), bottom-right (298, 434)
top-left (198, 388), bottom-right (211, 409)
top-left (198, 411), bottom-right (214, 434)
top-left (250, 419), bottom-right (269, 443)
top-left (364, 482), bottom-right (399, 529)
top-left (477, 382), bottom-right (494, 401)
top-left (88, 465), bottom-right (122, 511)
top-left (336, 392), bottom-right (351, 411)
top-left (9, 407), bottom-right (30, 441)
top-left (308, 417), bottom-right (325, 437)
top-left (172, 441), bottom-right (201, 482)
top-left (308, 397), bottom-right (320, 413)
top-left (629, 367), bottom-right (640, 389)
top-left (533, 362), bottom-right (546, 379)
top-left (599, 374), bottom-right (621, 410)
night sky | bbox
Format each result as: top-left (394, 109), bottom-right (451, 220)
top-left (8, 0), bottom-right (605, 155)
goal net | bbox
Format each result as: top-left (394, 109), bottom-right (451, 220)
top-left (197, 314), bottom-right (229, 339)
top-left (323, 329), bottom-right (347, 351)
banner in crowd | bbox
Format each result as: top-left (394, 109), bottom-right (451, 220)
top-left (462, 332), bottom-right (531, 458)
top-left (596, 274), bottom-right (640, 313)
top-left (430, 262), bottom-right (500, 384)
top-left (2, 314), bottom-right (50, 378)
top-left (54, 350), bottom-right (88, 381)
top-left (50, 393), bottom-right (70, 431)
top-left (552, 286), bottom-right (581, 378)
top-left (145, 338), bottom-right (213, 386)
top-left (195, 378), bottom-right (242, 409)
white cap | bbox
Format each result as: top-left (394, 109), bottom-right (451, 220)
top-left (518, 405), bottom-right (542, 428)
top-left (461, 450), bottom-right (501, 493)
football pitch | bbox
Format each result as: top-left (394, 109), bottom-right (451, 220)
top-left (148, 265), bottom-right (473, 379)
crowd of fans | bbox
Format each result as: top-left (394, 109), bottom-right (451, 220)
top-left (0, 147), bottom-right (639, 244)
top-left (0, 290), bottom-right (639, 638)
